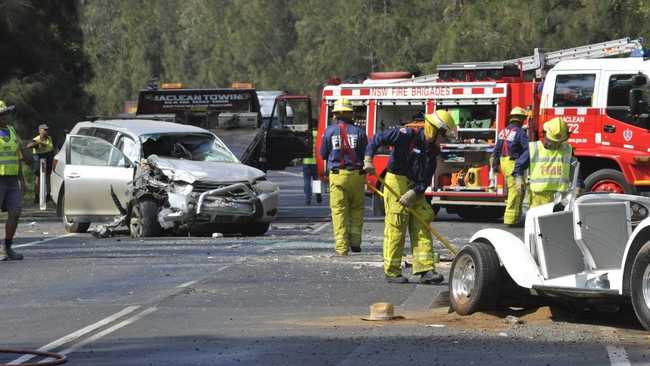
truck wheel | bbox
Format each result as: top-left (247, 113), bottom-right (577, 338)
top-left (59, 192), bottom-right (90, 233)
top-left (240, 222), bottom-right (270, 236)
top-left (585, 169), bottom-right (635, 194)
top-left (130, 199), bottom-right (162, 238)
top-left (630, 241), bottom-right (650, 330)
top-left (449, 241), bottom-right (500, 315)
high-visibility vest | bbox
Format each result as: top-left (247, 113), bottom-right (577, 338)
top-left (32, 135), bottom-right (54, 155)
top-left (302, 130), bottom-right (317, 165)
top-left (0, 126), bottom-right (19, 176)
top-left (528, 140), bottom-right (572, 193)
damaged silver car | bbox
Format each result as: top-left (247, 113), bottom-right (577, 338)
top-left (50, 119), bottom-right (279, 237)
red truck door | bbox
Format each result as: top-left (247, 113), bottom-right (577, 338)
top-left (600, 72), bottom-right (650, 153)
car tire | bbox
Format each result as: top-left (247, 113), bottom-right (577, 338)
top-left (59, 192), bottom-right (90, 233)
top-left (630, 241), bottom-right (650, 330)
top-left (241, 222), bottom-right (271, 236)
top-left (585, 168), bottom-right (635, 194)
top-left (130, 199), bottom-right (162, 238)
top-left (449, 241), bottom-right (501, 315)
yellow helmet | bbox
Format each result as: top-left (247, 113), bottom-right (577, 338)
top-left (543, 117), bottom-right (569, 142)
top-left (0, 100), bottom-right (15, 116)
top-left (509, 106), bottom-right (528, 122)
top-left (332, 98), bottom-right (353, 113)
top-left (425, 110), bottom-right (457, 139)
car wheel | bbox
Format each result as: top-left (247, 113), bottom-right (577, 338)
top-left (130, 199), bottom-right (162, 238)
top-left (449, 241), bottom-right (501, 315)
top-left (241, 222), bottom-right (271, 236)
top-left (585, 169), bottom-right (635, 194)
top-left (630, 241), bottom-right (650, 330)
top-left (60, 192), bottom-right (90, 233)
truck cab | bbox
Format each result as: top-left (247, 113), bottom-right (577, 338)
top-left (540, 58), bottom-right (650, 195)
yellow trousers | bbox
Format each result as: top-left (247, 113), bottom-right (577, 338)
top-left (329, 170), bottom-right (366, 254)
top-left (382, 172), bottom-right (437, 277)
top-left (500, 157), bottom-right (525, 225)
top-left (530, 191), bottom-right (556, 208)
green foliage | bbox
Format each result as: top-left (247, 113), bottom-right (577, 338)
top-left (4, 0), bottom-right (650, 121)
top-left (0, 0), bottom-right (92, 140)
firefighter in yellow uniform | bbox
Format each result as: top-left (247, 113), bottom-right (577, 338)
top-left (520, 117), bottom-right (575, 207)
top-left (26, 123), bottom-right (55, 203)
top-left (320, 99), bottom-right (367, 255)
top-left (492, 107), bottom-right (529, 226)
top-left (0, 100), bottom-right (26, 261)
top-left (365, 110), bottom-right (457, 284)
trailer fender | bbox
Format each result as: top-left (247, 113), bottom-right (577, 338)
top-left (620, 218), bottom-right (650, 294)
top-left (470, 228), bottom-right (544, 289)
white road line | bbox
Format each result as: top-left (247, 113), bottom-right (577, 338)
top-left (56, 307), bottom-right (158, 358)
top-left (311, 223), bottom-right (330, 234)
top-left (8, 305), bottom-right (140, 365)
top-left (14, 233), bottom-right (75, 248)
top-left (606, 345), bottom-right (631, 366)
top-left (275, 171), bottom-right (302, 178)
top-left (177, 280), bottom-right (199, 288)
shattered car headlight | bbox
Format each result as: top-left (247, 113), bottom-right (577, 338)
top-left (253, 180), bottom-right (279, 194)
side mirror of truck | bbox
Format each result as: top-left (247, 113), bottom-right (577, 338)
top-left (633, 74), bottom-right (648, 87)
top-left (629, 88), bottom-right (646, 115)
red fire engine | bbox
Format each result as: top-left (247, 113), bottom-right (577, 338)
top-left (316, 38), bottom-right (650, 219)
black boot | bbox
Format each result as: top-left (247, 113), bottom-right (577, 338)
top-left (350, 246), bottom-right (361, 253)
top-left (385, 275), bottom-right (409, 284)
top-left (419, 271), bottom-right (443, 284)
top-left (315, 194), bottom-right (322, 204)
top-left (5, 240), bottom-right (23, 261)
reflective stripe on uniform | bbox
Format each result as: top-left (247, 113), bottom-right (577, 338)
top-left (0, 126), bottom-right (19, 176)
top-left (528, 140), bottom-right (571, 193)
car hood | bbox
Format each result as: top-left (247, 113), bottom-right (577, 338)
top-left (147, 155), bottom-right (265, 184)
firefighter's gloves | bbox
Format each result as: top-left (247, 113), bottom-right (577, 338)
top-left (398, 189), bottom-right (418, 207)
top-left (514, 175), bottom-right (524, 191)
top-left (363, 156), bottom-right (376, 176)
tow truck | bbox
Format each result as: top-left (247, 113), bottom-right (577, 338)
top-left (135, 83), bottom-right (314, 171)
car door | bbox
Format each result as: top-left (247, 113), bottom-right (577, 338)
top-left (64, 135), bottom-right (134, 218)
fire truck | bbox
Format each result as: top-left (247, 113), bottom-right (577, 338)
top-left (316, 37), bottom-right (650, 218)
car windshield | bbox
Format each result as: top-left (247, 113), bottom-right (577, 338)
top-left (140, 133), bottom-right (238, 162)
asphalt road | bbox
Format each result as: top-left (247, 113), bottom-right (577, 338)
top-left (1, 167), bottom-right (649, 366)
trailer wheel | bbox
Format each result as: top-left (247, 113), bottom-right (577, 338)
top-left (585, 169), bottom-right (635, 194)
top-left (130, 199), bottom-right (162, 238)
top-left (630, 241), bottom-right (650, 330)
top-left (449, 241), bottom-right (500, 315)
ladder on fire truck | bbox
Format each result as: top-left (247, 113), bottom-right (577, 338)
top-left (506, 37), bottom-right (646, 77)
top-left (438, 37), bottom-right (646, 79)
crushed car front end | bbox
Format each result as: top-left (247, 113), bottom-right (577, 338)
top-left (131, 155), bottom-right (279, 233)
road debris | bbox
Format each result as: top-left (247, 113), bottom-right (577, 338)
top-left (504, 315), bottom-right (524, 325)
